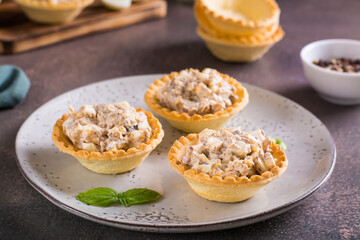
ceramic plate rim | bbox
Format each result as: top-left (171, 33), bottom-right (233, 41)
top-left (15, 74), bottom-right (337, 233)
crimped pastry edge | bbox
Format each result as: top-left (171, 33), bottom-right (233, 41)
top-left (194, 2), bottom-right (278, 40)
top-left (52, 108), bottom-right (164, 162)
top-left (144, 69), bottom-right (249, 126)
top-left (168, 132), bottom-right (288, 186)
top-left (197, 25), bottom-right (285, 47)
top-left (197, 0), bottom-right (280, 28)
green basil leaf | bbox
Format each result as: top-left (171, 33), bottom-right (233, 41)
top-left (118, 191), bottom-right (125, 199)
top-left (76, 187), bottom-right (119, 207)
top-left (119, 198), bottom-right (128, 207)
top-left (124, 188), bottom-right (161, 206)
top-left (271, 137), bottom-right (287, 151)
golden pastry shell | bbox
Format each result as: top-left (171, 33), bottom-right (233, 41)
top-left (197, 26), bottom-right (284, 62)
top-left (52, 108), bottom-right (164, 174)
top-left (14, 0), bottom-right (94, 24)
top-left (15, 0), bottom-right (93, 9)
top-left (196, 0), bottom-right (280, 36)
top-left (194, 2), bottom-right (278, 41)
top-left (144, 69), bottom-right (249, 133)
top-left (168, 132), bottom-right (288, 202)
top-left (198, 23), bottom-right (285, 47)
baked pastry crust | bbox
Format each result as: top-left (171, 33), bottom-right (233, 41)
top-left (197, 26), bottom-right (284, 62)
top-left (144, 70), bottom-right (249, 133)
top-left (196, 0), bottom-right (280, 37)
top-left (52, 108), bottom-right (164, 174)
top-left (14, 0), bottom-right (94, 24)
top-left (194, 2), bottom-right (278, 41)
top-left (168, 133), bottom-right (288, 202)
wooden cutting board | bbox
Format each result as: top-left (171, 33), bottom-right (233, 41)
top-left (0, 0), bottom-right (167, 54)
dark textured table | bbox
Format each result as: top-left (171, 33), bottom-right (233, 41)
top-left (1, 0), bottom-right (359, 239)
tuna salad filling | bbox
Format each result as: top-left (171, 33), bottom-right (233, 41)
top-left (182, 128), bottom-right (276, 177)
top-left (62, 102), bottom-right (152, 153)
top-left (156, 68), bottom-right (237, 116)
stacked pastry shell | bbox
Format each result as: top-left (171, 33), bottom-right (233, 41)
top-left (195, 0), bottom-right (285, 62)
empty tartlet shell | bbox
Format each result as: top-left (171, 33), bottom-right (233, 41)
top-left (14, 0), bottom-right (94, 24)
top-left (144, 70), bottom-right (249, 133)
top-left (168, 133), bottom-right (288, 202)
top-left (197, 25), bottom-right (284, 62)
top-left (52, 108), bottom-right (164, 174)
top-left (196, 0), bottom-right (280, 37)
top-left (194, 2), bottom-right (278, 41)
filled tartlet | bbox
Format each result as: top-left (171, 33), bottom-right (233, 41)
top-left (144, 68), bottom-right (249, 133)
top-left (14, 0), bottom-right (94, 24)
top-left (52, 102), bottom-right (164, 174)
top-left (168, 128), bottom-right (288, 202)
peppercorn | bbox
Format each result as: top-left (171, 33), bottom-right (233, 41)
top-left (313, 58), bottom-right (360, 73)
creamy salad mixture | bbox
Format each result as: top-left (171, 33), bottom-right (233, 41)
top-left (62, 102), bottom-right (152, 152)
top-left (182, 128), bottom-right (276, 177)
top-left (156, 68), bottom-right (237, 116)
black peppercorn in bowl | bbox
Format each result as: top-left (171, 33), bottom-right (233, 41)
top-left (300, 39), bottom-right (360, 105)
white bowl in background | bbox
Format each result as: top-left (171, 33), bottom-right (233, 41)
top-left (300, 39), bottom-right (360, 105)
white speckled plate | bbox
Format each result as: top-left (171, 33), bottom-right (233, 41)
top-left (15, 74), bottom-right (336, 233)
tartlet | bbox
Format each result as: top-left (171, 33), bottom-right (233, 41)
top-left (197, 25), bottom-right (284, 62)
top-left (144, 69), bottom-right (249, 133)
top-left (168, 129), bottom-right (288, 202)
top-left (14, 0), bottom-right (94, 24)
top-left (196, 0), bottom-right (280, 37)
top-left (194, 0), bottom-right (284, 62)
top-left (52, 104), bottom-right (164, 174)
top-left (194, 2), bottom-right (278, 41)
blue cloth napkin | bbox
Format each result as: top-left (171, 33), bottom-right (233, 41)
top-left (0, 65), bottom-right (31, 109)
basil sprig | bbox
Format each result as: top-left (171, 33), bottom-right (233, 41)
top-left (76, 187), bottom-right (161, 207)
top-left (270, 137), bottom-right (287, 151)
